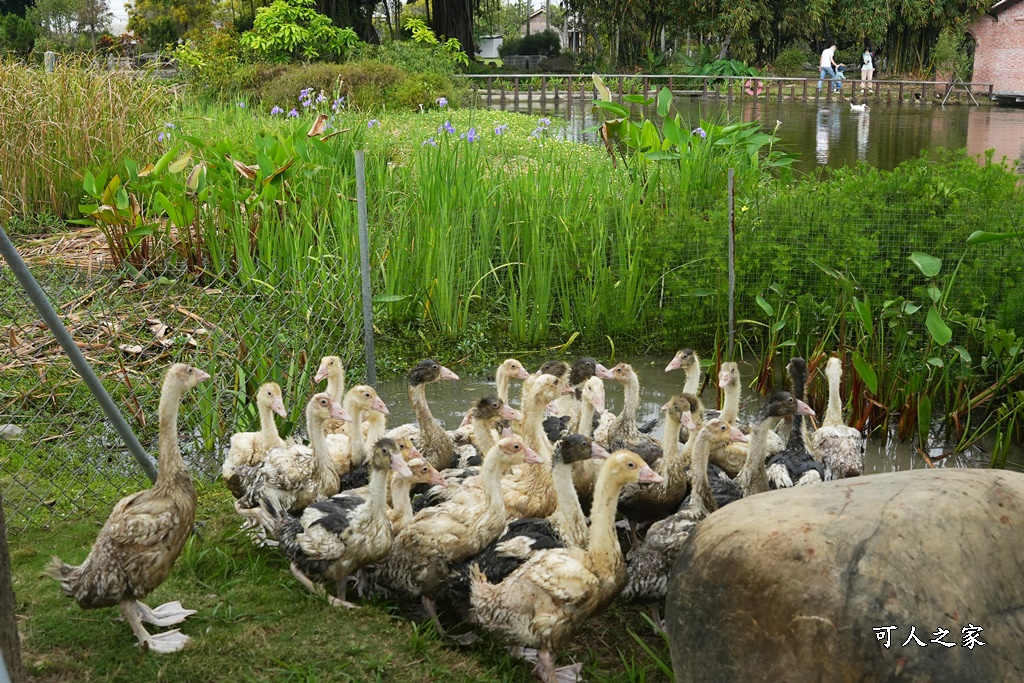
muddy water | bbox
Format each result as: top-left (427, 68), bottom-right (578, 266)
top-left (375, 356), bottom-right (1023, 474)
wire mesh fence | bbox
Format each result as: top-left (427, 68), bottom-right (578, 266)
top-left (0, 258), bottom-right (364, 532)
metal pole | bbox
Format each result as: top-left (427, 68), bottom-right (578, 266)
top-left (727, 168), bottom-right (736, 359)
top-left (0, 226), bottom-right (158, 483)
top-left (354, 150), bottom-right (377, 387)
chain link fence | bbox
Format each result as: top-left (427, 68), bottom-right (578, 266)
top-left (1, 254), bottom-right (363, 532)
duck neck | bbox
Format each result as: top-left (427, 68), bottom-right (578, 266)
top-left (326, 372), bottom-right (345, 404)
top-left (587, 466), bottom-right (628, 572)
top-left (258, 401), bottom-right (282, 448)
top-left (472, 416), bottom-right (498, 456)
top-left (688, 434), bottom-right (718, 518)
top-left (721, 381), bottom-right (740, 424)
top-left (481, 451), bottom-right (510, 521)
top-left (495, 366), bottom-right (511, 404)
top-left (409, 382), bottom-right (452, 469)
top-left (661, 413), bottom-right (681, 466)
top-left (737, 419), bottom-right (772, 496)
top-left (578, 398), bottom-right (595, 439)
top-left (683, 362), bottom-right (700, 395)
top-left (610, 374), bottom-right (639, 436)
top-left (550, 458), bottom-right (587, 546)
top-left (825, 369), bottom-right (843, 427)
top-left (155, 382), bottom-right (187, 487)
top-left (364, 411), bottom-right (386, 449)
top-left (306, 407), bottom-right (333, 478)
top-left (346, 401), bottom-right (368, 466)
top-left (366, 463), bottom-right (389, 519)
top-left (523, 397), bottom-right (552, 457)
top-left (790, 369), bottom-right (807, 441)
top-left (390, 477), bottom-right (414, 529)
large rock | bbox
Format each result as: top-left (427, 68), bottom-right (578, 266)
top-left (665, 469), bottom-right (1024, 683)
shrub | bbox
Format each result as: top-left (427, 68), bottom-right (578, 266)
top-left (0, 12), bottom-right (36, 57)
top-left (240, 0), bottom-right (358, 63)
top-left (499, 29), bottom-right (560, 58)
top-left (175, 29), bottom-right (260, 100)
top-left (772, 48), bottom-right (808, 76)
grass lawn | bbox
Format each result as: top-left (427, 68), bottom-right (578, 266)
top-left (9, 485), bottom-right (673, 682)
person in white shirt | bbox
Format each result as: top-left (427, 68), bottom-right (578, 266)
top-left (860, 48), bottom-right (874, 93)
top-left (818, 44), bottom-right (838, 92)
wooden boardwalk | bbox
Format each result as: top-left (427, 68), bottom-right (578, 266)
top-left (455, 73), bottom-right (995, 111)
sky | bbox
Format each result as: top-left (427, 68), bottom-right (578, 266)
top-left (108, 0), bottom-right (129, 34)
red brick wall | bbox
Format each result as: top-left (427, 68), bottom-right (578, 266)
top-left (970, 3), bottom-right (1024, 94)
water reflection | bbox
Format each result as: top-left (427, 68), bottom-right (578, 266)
top-left (508, 94), bottom-right (1024, 174)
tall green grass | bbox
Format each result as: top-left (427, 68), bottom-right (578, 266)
top-left (0, 59), bottom-right (172, 221)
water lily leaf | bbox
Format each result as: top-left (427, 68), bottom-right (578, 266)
top-left (909, 252), bottom-right (941, 277)
top-left (852, 352), bottom-right (878, 394)
top-left (966, 230), bottom-right (1016, 245)
top-left (926, 307), bottom-right (952, 346)
top-left (755, 294), bottom-right (773, 317)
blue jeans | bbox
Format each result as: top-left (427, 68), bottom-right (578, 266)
top-left (817, 66), bottom-right (835, 91)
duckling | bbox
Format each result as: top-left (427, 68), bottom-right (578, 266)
top-left (222, 382), bottom-right (288, 499)
top-left (603, 363), bottom-right (662, 464)
top-left (812, 357), bottom-right (865, 480)
top-left (269, 439), bottom-right (414, 608)
top-left (46, 364), bottom-right (210, 653)
top-left (470, 450), bottom-right (663, 683)
top-left (314, 356), bottom-right (348, 435)
top-left (766, 358), bottom-right (824, 488)
top-left (325, 385), bottom-right (389, 475)
top-left (386, 359), bottom-right (460, 471)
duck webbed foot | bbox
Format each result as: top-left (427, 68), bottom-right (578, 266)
top-left (121, 600), bottom-right (191, 654)
top-left (135, 600), bottom-right (197, 627)
top-left (533, 649), bottom-right (582, 683)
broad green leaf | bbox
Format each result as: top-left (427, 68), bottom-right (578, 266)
top-left (917, 393), bottom-right (932, 448)
top-left (656, 86), bottom-right (673, 117)
top-left (967, 230), bottom-right (1016, 245)
top-left (771, 319), bottom-right (786, 333)
top-left (662, 116), bottom-right (685, 147)
top-left (778, 339), bottom-right (797, 347)
top-left (125, 223), bottom-right (157, 239)
top-left (622, 94), bottom-right (653, 105)
top-left (926, 307), bottom-right (953, 346)
top-left (755, 294), bottom-right (773, 317)
top-left (926, 285), bottom-right (941, 302)
top-left (152, 145), bottom-right (179, 176)
top-left (954, 345), bottom-right (972, 364)
top-left (926, 357), bottom-right (944, 367)
top-left (909, 252), bottom-right (941, 277)
top-left (168, 151), bottom-right (192, 174)
top-left (902, 301), bottom-right (921, 314)
top-left (644, 151), bottom-right (681, 161)
top-left (372, 293), bottom-right (411, 303)
top-left (853, 297), bottom-right (874, 337)
top-left (852, 352), bottom-right (878, 394)
top-left (83, 171), bottom-right (97, 197)
top-left (593, 99), bottom-right (630, 118)
top-left (592, 73), bottom-right (612, 102)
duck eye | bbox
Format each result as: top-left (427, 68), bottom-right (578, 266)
top-left (628, 462), bottom-right (636, 468)
top-left (513, 444), bottom-right (520, 450)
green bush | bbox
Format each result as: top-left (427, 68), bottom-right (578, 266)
top-left (499, 29), bottom-right (560, 58)
top-left (0, 12), bottom-right (36, 57)
top-left (772, 48), bottom-right (808, 76)
top-left (256, 60), bottom-right (455, 111)
top-left (176, 29), bottom-right (260, 100)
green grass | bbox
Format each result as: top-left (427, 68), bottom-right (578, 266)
top-left (10, 486), bottom-right (672, 682)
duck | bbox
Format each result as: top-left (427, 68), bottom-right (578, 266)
top-left (734, 391), bottom-right (816, 497)
top-left (237, 393), bottom-right (351, 525)
top-left (448, 434), bottom-right (609, 603)
top-left (766, 358), bottom-right (825, 488)
top-left (222, 382), bottom-right (288, 499)
top-left (459, 359), bottom-right (532, 439)
top-left (850, 102), bottom-right (869, 112)
top-left (521, 360), bottom-right (570, 417)
top-left (46, 363), bottom-right (210, 653)
top-left (389, 456), bottom-right (447, 531)
top-left (315, 356), bottom-right (348, 435)
top-left (338, 434), bottom-right (419, 493)
top-left (325, 385), bottom-right (389, 476)
top-left (549, 358), bottom-right (609, 431)
top-left (812, 357), bottom-right (865, 479)
top-left (618, 393), bottom-right (698, 538)
top-left (707, 362), bottom-right (784, 476)
top-left (469, 450), bottom-right (662, 683)
top-left (620, 419), bottom-right (746, 620)
top-left (602, 363), bottom-right (662, 464)
top-left (269, 438), bottom-right (414, 608)
top-left (640, 348), bottom-right (703, 436)
top-left (385, 359), bottom-right (460, 471)
top-left (375, 436), bottom-right (543, 626)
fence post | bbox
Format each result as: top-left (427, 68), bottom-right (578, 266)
top-left (727, 169), bottom-right (736, 359)
top-left (354, 151), bottom-right (377, 388)
top-left (0, 225), bottom-right (158, 483)
top-left (0, 495), bottom-right (24, 683)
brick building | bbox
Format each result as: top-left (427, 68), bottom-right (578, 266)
top-left (969, 0), bottom-right (1024, 100)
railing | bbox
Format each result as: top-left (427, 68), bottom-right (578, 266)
top-left (455, 73), bottom-right (995, 108)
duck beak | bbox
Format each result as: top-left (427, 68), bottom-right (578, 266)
top-left (590, 442), bottom-right (610, 459)
top-left (796, 399), bottom-right (816, 417)
top-left (718, 369), bottom-right (731, 388)
top-left (371, 396), bottom-right (389, 415)
top-left (546, 402), bottom-right (556, 412)
top-left (331, 403), bottom-right (353, 422)
top-left (193, 368), bottom-right (211, 382)
top-left (429, 467), bottom-right (448, 487)
top-left (522, 446), bottom-right (544, 464)
top-left (500, 404), bottom-right (522, 421)
top-left (439, 366), bottom-right (459, 381)
top-left (665, 355), bottom-right (682, 372)
top-left (516, 366), bottom-right (530, 380)
top-left (681, 411), bottom-right (696, 431)
top-left (270, 396), bottom-right (287, 418)
top-left (638, 465), bottom-right (663, 484)
top-left (391, 453), bottom-right (414, 478)
top-left (501, 426), bottom-right (515, 439)
top-left (408, 444), bottom-right (422, 459)
top-left (561, 384), bottom-right (575, 396)
top-left (314, 365), bottom-right (329, 382)
top-left (595, 364), bottom-right (614, 380)
top-left (459, 412), bottom-right (473, 429)
top-left (728, 425), bottom-right (748, 443)
top-left (591, 393), bottom-right (605, 415)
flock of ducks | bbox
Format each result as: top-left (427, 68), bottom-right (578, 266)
top-left (46, 352), bottom-right (865, 682)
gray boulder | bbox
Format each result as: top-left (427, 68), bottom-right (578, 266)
top-left (665, 469), bottom-right (1024, 683)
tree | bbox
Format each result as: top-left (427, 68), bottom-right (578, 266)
top-left (241, 0), bottom-right (358, 61)
top-left (76, 0), bottom-right (111, 49)
top-left (28, 0), bottom-right (79, 49)
top-left (0, 11), bottom-right (36, 55)
top-left (126, 0), bottom-right (214, 47)
top-left (432, 0), bottom-right (475, 57)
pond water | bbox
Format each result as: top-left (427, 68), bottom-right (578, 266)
top-left (499, 97), bottom-right (1024, 175)
top-left (375, 356), bottom-right (1024, 475)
